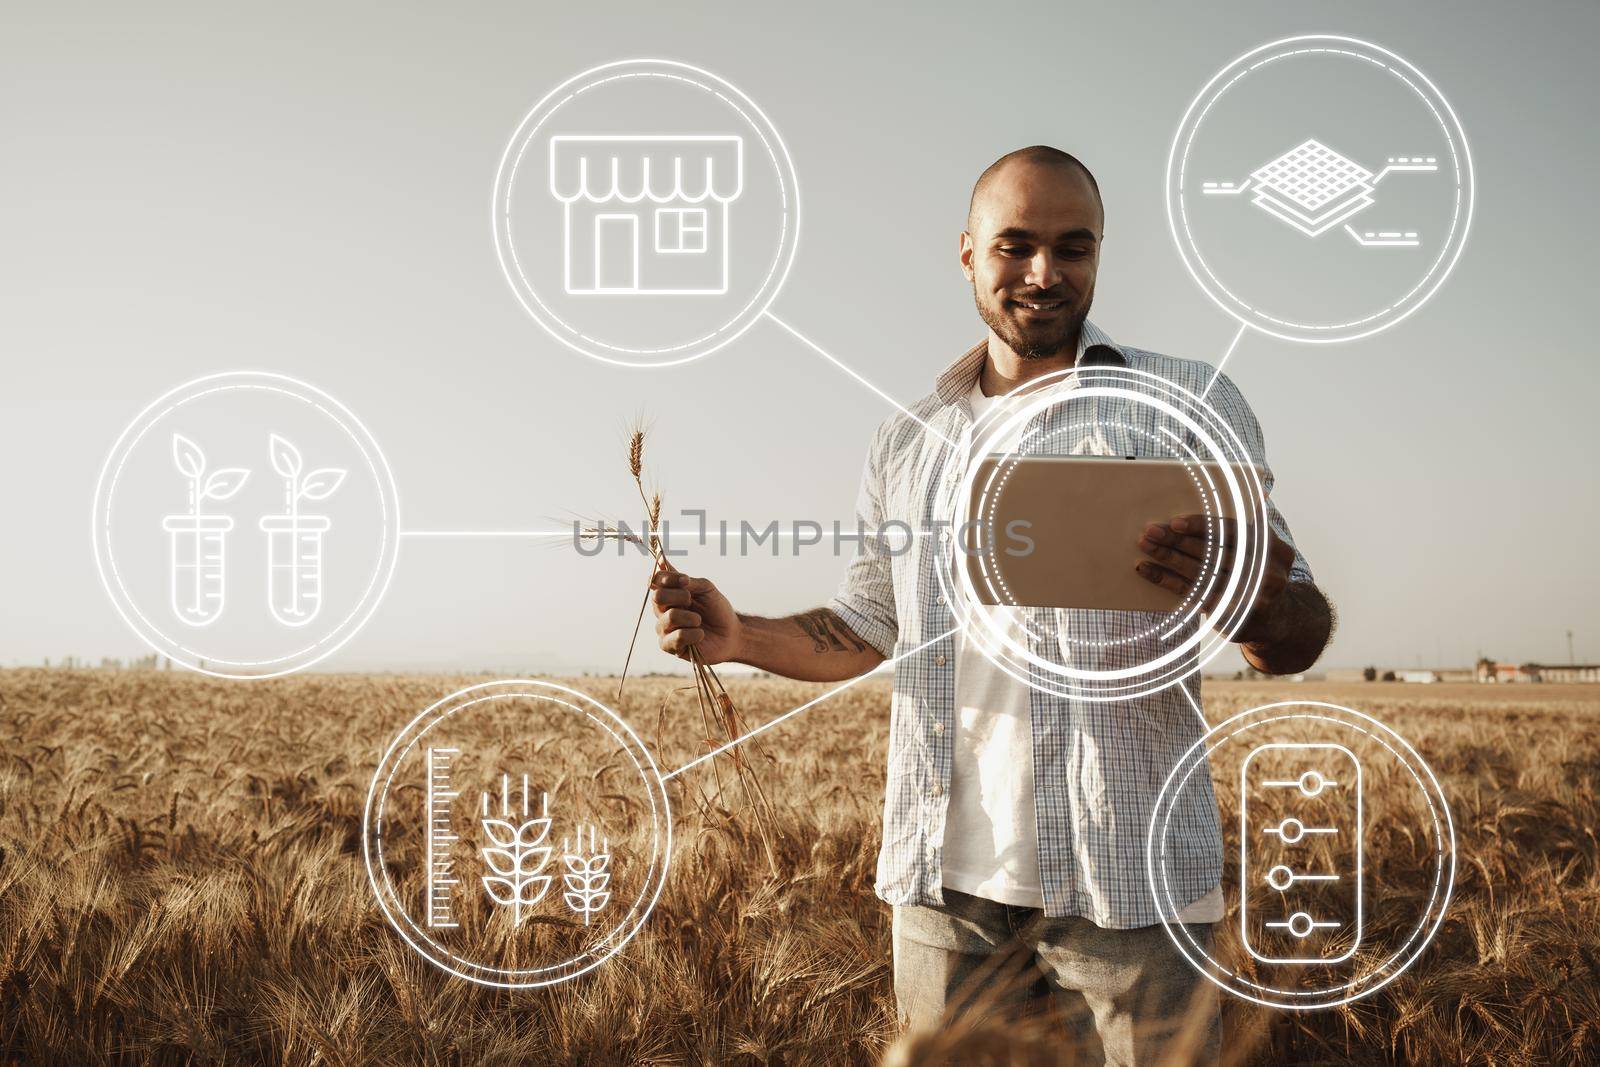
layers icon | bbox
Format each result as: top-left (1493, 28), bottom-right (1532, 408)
top-left (1249, 139), bottom-right (1375, 237)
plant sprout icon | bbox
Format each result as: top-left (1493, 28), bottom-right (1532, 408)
top-left (161, 434), bottom-right (250, 627)
top-left (479, 774), bottom-right (555, 927)
top-left (561, 824), bottom-right (612, 926)
top-left (258, 434), bottom-right (345, 628)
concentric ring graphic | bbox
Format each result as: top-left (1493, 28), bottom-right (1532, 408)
top-left (929, 364), bottom-right (1272, 704)
top-left (363, 680), bottom-right (673, 989)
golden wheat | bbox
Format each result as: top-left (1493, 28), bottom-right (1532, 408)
top-left (604, 421), bottom-right (782, 877)
top-left (1, 672), bottom-right (1596, 1063)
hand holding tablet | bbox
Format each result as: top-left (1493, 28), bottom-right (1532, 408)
top-left (962, 455), bottom-right (1291, 622)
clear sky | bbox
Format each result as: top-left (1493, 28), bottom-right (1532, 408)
top-left (3, 1), bottom-right (1596, 675)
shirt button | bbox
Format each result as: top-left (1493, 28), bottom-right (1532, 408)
top-left (934, 654), bottom-right (947, 666)
top-left (935, 594), bottom-right (946, 605)
top-left (933, 722), bottom-right (945, 735)
top-left (930, 782), bottom-right (943, 797)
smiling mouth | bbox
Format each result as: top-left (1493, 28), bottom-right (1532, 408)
top-left (1008, 298), bottom-right (1068, 314)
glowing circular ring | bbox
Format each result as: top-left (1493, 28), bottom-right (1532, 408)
top-left (90, 371), bottom-right (401, 680)
top-left (363, 679), bottom-right (673, 989)
top-left (492, 58), bottom-right (801, 368)
top-left (929, 363), bottom-right (1271, 704)
top-left (1146, 701), bottom-right (1456, 1010)
top-left (1165, 34), bottom-right (1474, 344)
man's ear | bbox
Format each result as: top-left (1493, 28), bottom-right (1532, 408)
top-left (959, 230), bottom-right (975, 281)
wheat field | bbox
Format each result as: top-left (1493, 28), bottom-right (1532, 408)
top-left (1, 669), bottom-right (1596, 1065)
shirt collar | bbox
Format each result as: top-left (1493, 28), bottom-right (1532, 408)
top-left (935, 318), bottom-right (1127, 405)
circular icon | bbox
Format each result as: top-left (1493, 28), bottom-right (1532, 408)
top-left (363, 680), bottom-right (672, 988)
top-left (1147, 701), bottom-right (1456, 1010)
top-left (930, 363), bottom-right (1272, 703)
top-left (91, 371), bottom-right (400, 679)
top-left (493, 58), bottom-right (801, 367)
top-left (1166, 35), bottom-right (1474, 344)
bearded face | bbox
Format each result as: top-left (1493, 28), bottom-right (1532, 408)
top-left (963, 161), bottom-right (1103, 361)
top-left (971, 266), bottom-right (1095, 360)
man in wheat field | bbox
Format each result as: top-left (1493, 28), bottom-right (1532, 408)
top-left (652, 146), bottom-right (1334, 1065)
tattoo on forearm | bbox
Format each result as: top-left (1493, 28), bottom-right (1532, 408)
top-left (793, 609), bottom-right (869, 654)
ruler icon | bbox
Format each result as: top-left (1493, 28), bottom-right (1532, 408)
top-left (425, 746), bottom-right (461, 928)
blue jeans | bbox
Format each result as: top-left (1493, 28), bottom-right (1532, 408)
top-left (891, 888), bottom-right (1220, 1067)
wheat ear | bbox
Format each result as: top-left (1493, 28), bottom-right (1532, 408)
top-left (614, 419), bottom-right (781, 878)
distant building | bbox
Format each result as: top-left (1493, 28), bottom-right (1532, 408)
top-left (1475, 658), bottom-right (1598, 683)
top-left (1477, 660), bottom-right (1524, 683)
top-left (1340, 665), bottom-right (1476, 683)
top-left (1394, 669), bottom-right (1473, 683)
top-left (1523, 663), bottom-right (1600, 684)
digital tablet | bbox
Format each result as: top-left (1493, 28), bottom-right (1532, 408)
top-left (961, 455), bottom-right (1263, 612)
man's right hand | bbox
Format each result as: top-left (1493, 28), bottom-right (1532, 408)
top-left (652, 567), bottom-right (742, 664)
top-left (651, 567), bottom-right (886, 682)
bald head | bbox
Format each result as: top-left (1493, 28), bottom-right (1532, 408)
top-left (967, 145), bottom-right (1102, 232)
top-left (960, 145), bottom-right (1104, 362)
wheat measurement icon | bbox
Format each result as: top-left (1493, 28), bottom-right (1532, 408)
top-left (562, 824), bottom-right (612, 926)
top-left (424, 746), bottom-right (462, 928)
top-left (479, 773), bottom-right (555, 926)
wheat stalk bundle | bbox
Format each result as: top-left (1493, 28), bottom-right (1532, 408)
top-left (583, 423), bottom-right (782, 877)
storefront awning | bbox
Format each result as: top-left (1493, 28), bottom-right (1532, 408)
top-left (549, 136), bottom-right (744, 204)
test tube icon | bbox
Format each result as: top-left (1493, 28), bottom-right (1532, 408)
top-left (259, 513), bottom-right (333, 626)
top-left (261, 433), bottom-right (346, 629)
top-left (162, 434), bottom-right (250, 627)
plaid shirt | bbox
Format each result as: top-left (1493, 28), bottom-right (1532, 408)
top-left (828, 320), bottom-right (1313, 928)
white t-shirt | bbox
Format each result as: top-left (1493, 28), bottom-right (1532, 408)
top-left (942, 375), bottom-right (1223, 924)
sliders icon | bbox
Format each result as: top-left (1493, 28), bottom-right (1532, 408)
top-left (1241, 743), bottom-right (1363, 965)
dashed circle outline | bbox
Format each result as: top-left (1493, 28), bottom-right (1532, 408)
top-left (362, 679), bottom-right (674, 989)
top-left (936, 373), bottom-right (1258, 695)
top-left (1145, 701), bottom-right (1456, 1010)
top-left (953, 385), bottom-right (1246, 681)
top-left (90, 372), bottom-right (400, 680)
top-left (968, 418), bottom-right (1218, 648)
top-left (491, 59), bottom-right (801, 368)
top-left (1165, 35), bottom-right (1475, 344)
top-left (928, 365), bottom-right (1272, 704)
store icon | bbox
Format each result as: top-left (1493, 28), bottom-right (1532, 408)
top-left (550, 135), bottom-right (743, 295)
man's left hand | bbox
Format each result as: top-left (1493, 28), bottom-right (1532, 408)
top-left (1135, 514), bottom-right (1297, 645)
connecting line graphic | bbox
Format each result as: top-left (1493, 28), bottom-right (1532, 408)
top-left (1175, 674), bottom-right (1211, 729)
top-left (401, 530), bottom-right (571, 538)
top-left (662, 625), bottom-right (960, 782)
top-left (764, 310), bottom-right (958, 449)
top-left (1343, 225), bottom-right (1420, 247)
top-left (1200, 322), bottom-right (1248, 402)
top-left (398, 528), bottom-right (934, 542)
top-left (1370, 156), bottom-right (1438, 185)
top-left (406, 309), bottom-right (1229, 781)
